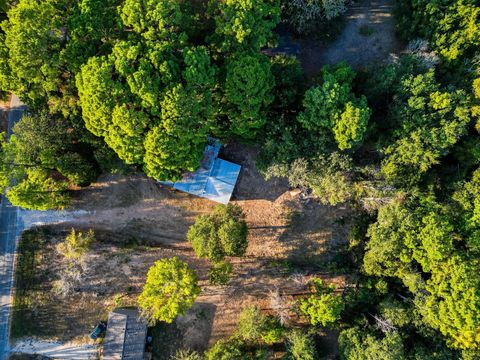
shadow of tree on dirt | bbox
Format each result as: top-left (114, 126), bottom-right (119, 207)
top-left (152, 302), bottom-right (216, 359)
top-left (278, 200), bottom-right (352, 271)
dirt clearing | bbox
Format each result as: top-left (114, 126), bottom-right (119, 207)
top-left (12, 144), bottom-right (353, 358)
top-left (298, 0), bottom-right (404, 77)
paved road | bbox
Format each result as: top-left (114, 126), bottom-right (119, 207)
top-left (0, 95), bottom-right (26, 360)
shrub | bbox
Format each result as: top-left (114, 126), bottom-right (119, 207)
top-left (56, 228), bottom-right (94, 262)
top-left (204, 339), bottom-right (245, 360)
top-left (285, 329), bottom-right (318, 360)
top-left (187, 204), bottom-right (248, 261)
top-left (298, 278), bottom-right (345, 327)
top-left (171, 349), bottom-right (203, 360)
top-left (260, 317), bottom-right (285, 345)
top-left (237, 307), bottom-right (265, 342)
top-left (208, 261), bottom-right (233, 286)
top-left (236, 306), bottom-right (285, 345)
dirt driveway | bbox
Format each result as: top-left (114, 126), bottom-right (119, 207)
top-left (298, 0), bottom-right (404, 77)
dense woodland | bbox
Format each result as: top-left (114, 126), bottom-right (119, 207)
top-left (0, 0), bottom-right (479, 359)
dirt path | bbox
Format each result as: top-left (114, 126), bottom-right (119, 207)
top-left (299, 0), bottom-right (404, 76)
top-left (11, 339), bottom-right (98, 360)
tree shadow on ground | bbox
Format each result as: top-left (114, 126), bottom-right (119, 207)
top-left (220, 143), bottom-right (290, 202)
top-left (278, 199), bottom-right (352, 271)
top-left (152, 302), bottom-right (216, 359)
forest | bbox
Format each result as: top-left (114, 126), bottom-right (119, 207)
top-left (0, 0), bottom-right (479, 359)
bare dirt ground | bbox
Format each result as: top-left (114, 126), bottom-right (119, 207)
top-left (11, 340), bottom-right (97, 360)
top-left (0, 94), bottom-right (10, 134)
top-left (12, 144), bottom-right (352, 359)
top-left (298, 0), bottom-right (404, 77)
top-left (0, 110), bottom-right (7, 134)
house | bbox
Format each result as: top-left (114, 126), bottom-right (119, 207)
top-left (102, 308), bottom-right (148, 360)
top-left (161, 138), bottom-right (241, 204)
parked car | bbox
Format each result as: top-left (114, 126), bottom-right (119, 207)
top-left (89, 321), bottom-right (106, 340)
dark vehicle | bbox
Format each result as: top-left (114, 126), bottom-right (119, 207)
top-left (89, 321), bottom-right (106, 340)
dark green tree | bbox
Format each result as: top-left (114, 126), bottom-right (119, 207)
top-left (224, 54), bottom-right (275, 138)
top-left (0, 0), bottom-right (121, 113)
top-left (0, 111), bottom-right (97, 209)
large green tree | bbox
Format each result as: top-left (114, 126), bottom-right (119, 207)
top-left (76, 38), bottom-right (216, 180)
top-left (210, 0), bottom-right (280, 52)
top-left (0, 111), bottom-right (97, 209)
top-left (380, 69), bottom-right (473, 186)
top-left (224, 54), bottom-right (275, 138)
top-left (339, 327), bottom-right (406, 360)
top-left (138, 257), bottom-right (201, 324)
top-left (297, 63), bottom-right (371, 151)
top-left (0, 0), bottom-right (120, 113)
top-left (395, 0), bottom-right (480, 63)
top-left (453, 167), bottom-right (480, 253)
top-left (364, 196), bottom-right (480, 350)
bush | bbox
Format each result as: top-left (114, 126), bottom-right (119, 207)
top-left (56, 228), bottom-right (94, 262)
top-left (260, 317), bottom-right (285, 345)
top-left (204, 339), bottom-right (245, 360)
top-left (285, 329), bottom-right (318, 360)
top-left (237, 307), bottom-right (265, 342)
top-left (298, 278), bottom-right (345, 327)
top-left (236, 306), bottom-right (285, 345)
top-left (187, 204), bottom-right (248, 261)
top-left (171, 349), bottom-right (203, 360)
top-left (208, 261), bottom-right (233, 286)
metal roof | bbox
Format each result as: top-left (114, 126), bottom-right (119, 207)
top-left (103, 308), bottom-right (147, 360)
top-left (161, 138), bottom-right (241, 204)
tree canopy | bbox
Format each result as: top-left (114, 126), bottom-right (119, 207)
top-left (339, 327), bottom-right (406, 360)
top-left (364, 196), bottom-right (480, 350)
top-left (298, 279), bottom-right (345, 327)
top-left (138, 257), bottom-right (201, 324)
top-left (187, 204), bottom-right (248, 262)
top-left (0, 0), bottom-right (121, 114)
top-left (297, 63), bottom-right (371, 151)
top-left (380, 69), bottom-right (473, 186)
top-left (0, 111), bottom-right (98, 209)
